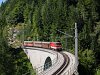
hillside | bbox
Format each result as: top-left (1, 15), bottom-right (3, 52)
top-left (0, 0), bottom-right (100, 75)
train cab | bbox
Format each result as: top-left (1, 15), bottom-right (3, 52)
top-left (50, 42), bottom-right (62, 51)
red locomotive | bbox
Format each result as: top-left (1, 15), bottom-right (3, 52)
top-left (23, 41), bottom-right (62, 51)
top-left (50, 42), bottom-right (62, 51)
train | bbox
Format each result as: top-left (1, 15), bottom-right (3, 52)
top-left (23, 41), bottom-right (62, 51)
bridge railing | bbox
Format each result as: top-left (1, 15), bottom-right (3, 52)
top-left (23, 47), bottom-right (58, 75)
top-left (62, 52), bottom-right (78, 75)
top-left (35, 54), bottom-right (58, 75)
top-left (63, 63), bottom-right (77, 75)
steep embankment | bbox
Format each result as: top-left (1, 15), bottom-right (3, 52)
top-left (0, 0), bottom-right (100, 75)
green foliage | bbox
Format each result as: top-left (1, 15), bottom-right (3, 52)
top-left (79, 49), bottom-right (96, 75)
top-left (79, 49), bottom-right (95, 67)
top-left (10, 48), bottom-right (36, 75)
top-left (0, 0), bottom-right (100, 75)
top-left (95, 69), bottom-right (100, 75)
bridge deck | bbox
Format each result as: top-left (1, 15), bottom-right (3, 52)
top-left (23, 47), bottom-right (78, 75)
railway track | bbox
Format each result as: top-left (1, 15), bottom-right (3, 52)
top-left (24, 47), bottom-right (70, 75)
top-left (52, 52), bottom-right (69, 75)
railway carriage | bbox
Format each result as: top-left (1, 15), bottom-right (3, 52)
top-left (34, 41), bottom-right (42, 47)
top-left (23, 41), bottom-right (62, 51)
top-left (42, 42), bottom-right (50, 49)
top-left (24, 41), bottom-right (33, 47)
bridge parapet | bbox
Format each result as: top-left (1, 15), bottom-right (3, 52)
top-left (35, 57), bottom-right (57, 74)
top-left (61, 51), bottom-right (78, 75)
top-left (23, 47), bottom-right (78, 75)
top-left (23, 47), bottom-right (58, 74)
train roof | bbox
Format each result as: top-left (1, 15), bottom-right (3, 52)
top-left (50, 42), bottom-right (61, 43)
top-left (24, 41), bottom-right (61, 43)
top-left (42, 42), bottom-right (50, 43)
top-left (24, 41), bottom-right (33, 42)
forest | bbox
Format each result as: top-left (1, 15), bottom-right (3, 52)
top-left (0, 0), bottom-right (100, 75)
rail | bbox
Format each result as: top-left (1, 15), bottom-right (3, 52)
top-left (24, 47), bottom-right (57, 55)
top-left (52, 53), bottom-right (69, 75)
top-left (61, 51), bottom-right (78, 75)
top-left (23, 47), bottom-right (78, 75)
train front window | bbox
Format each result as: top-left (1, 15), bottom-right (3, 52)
top-left (56, 43), bottom-right (61, 45)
